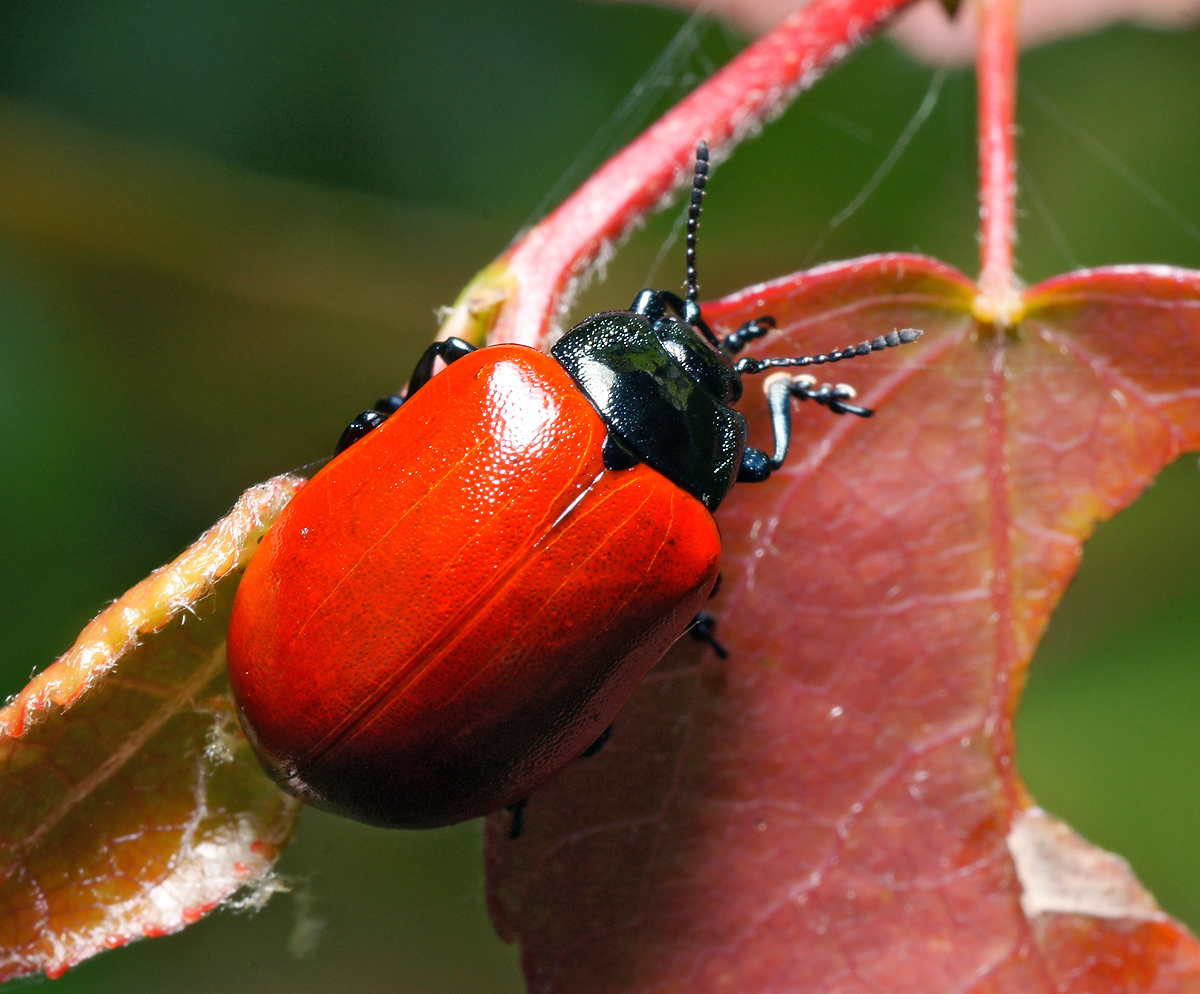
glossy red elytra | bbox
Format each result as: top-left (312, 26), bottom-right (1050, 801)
top-left (227, 144), bottom-right (920, 830)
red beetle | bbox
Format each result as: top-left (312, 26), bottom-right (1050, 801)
top-left (227, 144), bottom-right (919, 830)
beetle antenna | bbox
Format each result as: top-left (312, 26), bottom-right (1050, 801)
top-left (735, 328), bottom-right (922, 375)
top-left (685, 141), bottom-right (708, 307)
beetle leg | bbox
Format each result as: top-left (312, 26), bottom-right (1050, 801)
top-left (335, 338), bottom-right (478, 454)
top-left (721, 315), bottom-right (775, 355)
top-left (506, 798), bottom-right (528, 840)
top-left (788, 374), bottom-right (874, 418)
top-left (375, 336), bottom-right (479, 414)
top-left (630, 288), bottom-right (666, 323)
top-left (655, 289), bottom-right (722, 349)
top-left (396, 336), bottom-right (478, 406)
top-left (581, 725), bottom-right (613, 758)
top-left (764, 373), bottom-right (796, 469)
top-left (733, 373), bottom-right (794, 483)
top-left (335, 410), bottom-right (389, 455)
top-left (736, 373), bottom-right (874, 481)
top-left (688, 611), bottom-right (728, 659)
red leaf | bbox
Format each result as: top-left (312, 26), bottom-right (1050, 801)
top-left (484, 256), bottom-right (1200, 993)
top-left (0, 474), bottom-right (304, 982)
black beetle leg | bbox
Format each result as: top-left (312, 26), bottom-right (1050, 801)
top-left (404, 336), bottom-right (477, 400)
top-left (735, 372), bottom-right (874, 482)
top-left (334, 337), bottom-right (477, 455)
top-left (689, 611), bottom-right (728, 659)
top-left (721, 315), bottom-right (776, 355)
top-left (655, 289), bottom-right (721, 349)
top-left (335, 410), bottom-right (389, 455)
top-left (376, 336), bottom-right (479, 414)
top-left (789, 375), bottom-right (874, 418)
top-left (581, 725), bottom-right (613, 758)
top-left (506, 798), bottom-right (528, 840)
top-left (734, 373), bottom-right (794, 483)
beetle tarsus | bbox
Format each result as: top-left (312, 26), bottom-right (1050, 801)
top-left (722, 316), bottom-right (775, 355)
top-left (374, 393), bottom-right (404, 415)
top-left (506, 798), bottom-right (528, 840)
top-left (581, 725), bottom-right (613, 758)
top-left (741, 374), bottom-right (875, 478)
top-left (335, 409), bottom-right (389, 455)
top-left (335, 337), bottom-right (479, 454)
top-left (789, 375), bottom-right (874, 418)
top-left (406, 337), bottom-right (477, 400)
top-left (377, 337), bottom-right (478, 420)
top-left (689, 611), bottom-right (728, 659)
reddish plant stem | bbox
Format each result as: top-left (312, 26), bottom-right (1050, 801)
top-left (489, 0), bottom-right (919, 348)
top-left (976, 0), bottom-right (1023, 820)
top-left (975, 0), bottom-right (1021, 324)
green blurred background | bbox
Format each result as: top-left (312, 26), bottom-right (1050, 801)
top-left (1, 2), bottom-right (1198, 991)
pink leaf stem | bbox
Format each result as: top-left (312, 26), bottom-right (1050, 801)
top-left (975, 0), bottom-right (1021, 324)
top-left (488, 0), bottom-right (920, 349)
